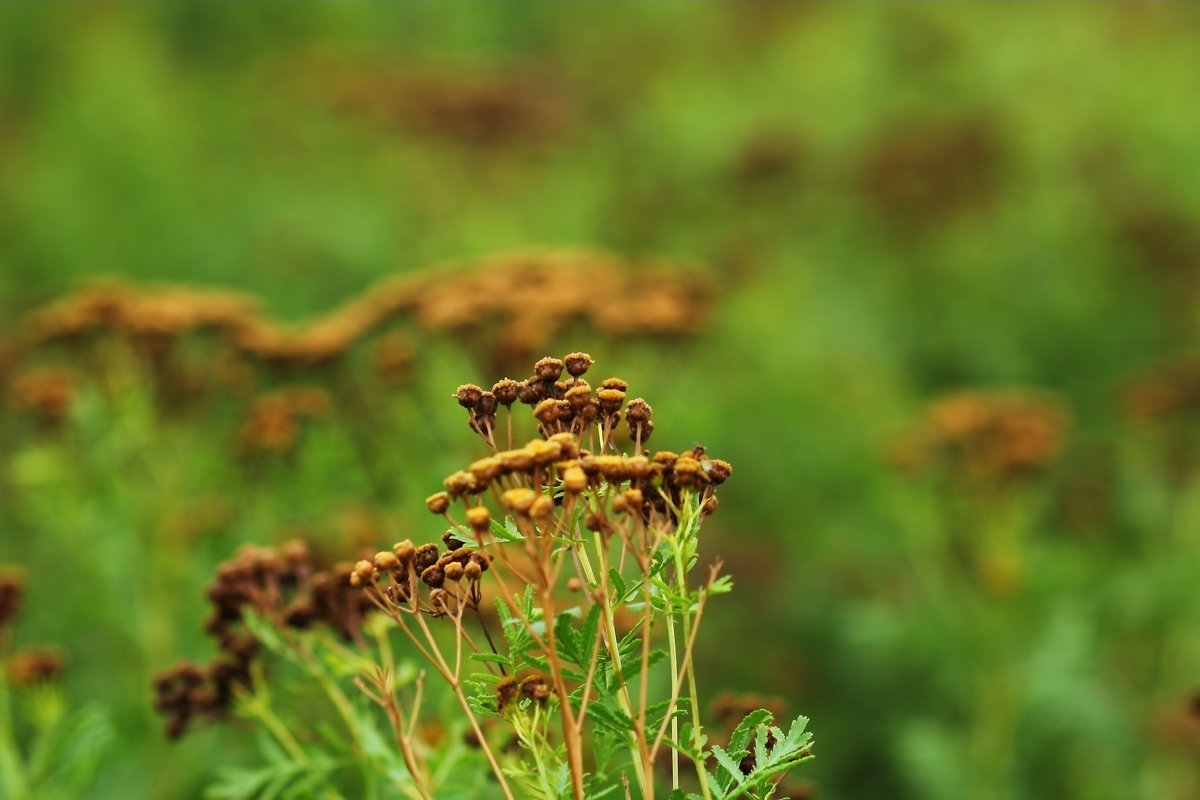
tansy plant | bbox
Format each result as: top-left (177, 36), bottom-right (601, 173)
top-left (156, 353), bottom-right (813, 800)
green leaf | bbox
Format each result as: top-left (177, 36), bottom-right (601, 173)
top-left (488, 518), bottom-right (525, 543)
top-left (729, 709), bottom-right (773, 755)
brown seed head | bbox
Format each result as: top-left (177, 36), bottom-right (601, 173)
top-left (496, 676), bottom-right (520, 711)
top-left (464, 560), bottom-right (482, 581)
top-left (564, 352), bottom-right (594, 377)
top-left (414, 544), bottom-right (440, 571)
top-left (533, 398), bottom-right (563, 425)
top-left (492, 379), bottom-right (521, 406)
top-left (625, 398), bottom-right (652, 423)
top-left (566, 576), bottom-right (583, 592)
top-left (476, 391), bottom-right (498, 418)
top-left (534, 357), bottom-right (565, 381)
top-left (420, 564), bottom-right (446, 588)
top-left (601, 377), bottom-right (630, 392)
top-left (520, 673), bottom-right (553, 703)
top-left (444, 562), bottom-right (465, 582)
top-left (597, 388), bottom-right (625, 413)
top-left (517, 378), bottom-right (541, 405)
top-left (706, 458), bottom-right (733, 485)
top-left (429, 491), bottom-right (451, 515)
top-left (455, 384), bottom-right (484, 409)
top-left (565, 383), bottom-right (593, 410)
top-left (428, 587), bottom-right (449, 609)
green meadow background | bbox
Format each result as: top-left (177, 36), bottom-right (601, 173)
top-left (3, 4), bottom-right (1200, 799)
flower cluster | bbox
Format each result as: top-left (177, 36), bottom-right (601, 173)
top-left (440, 354), bottom-right (729, 530)
top-left (1124, 359), bottom-right (1200, 424)
top-left (891, 390), bottom-right (1068, 484)
top-left (0, 567), bottom-right (65, 687)
top-left (152, 541), bottom-right (372, 738)
top-left (318, 63), bottom-right (572, 150)
top-left (238, 385), bottom-right (331, 456)
top-left (349, 538), bottom-right (492, 620)
top-left (7, 368), bottom-right (75, 428)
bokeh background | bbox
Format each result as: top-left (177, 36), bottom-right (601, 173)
top-left (3, 3), bottom-right (1200, 799)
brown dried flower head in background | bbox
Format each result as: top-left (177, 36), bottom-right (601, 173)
top-left (0, 568), bottom-right (67, 688)
top-left (238, 386), bottom-right (331, 456)
top-left (8, 368), bottom-right (75, 428)
top-left (891, 390), bottom-right (1069, 485)
top-left (152, 540), bottom-right (373, 739)
top-left (0, 567), bottom-right (26, 632)
top-left (1123, 359), bottom-right (1200, 425)
top-left (1, 251), bottom-right (713, 418)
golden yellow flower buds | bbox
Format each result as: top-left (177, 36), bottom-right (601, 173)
top-left (392, 540), bottom-right (416, 564)
top-left (374, 551), bottom-right (400, 570)
top-left (530, 494), bottom-right (556, 520)
top-left (466, 506), bottom-right (491, 534)
top-left (426, 491), bottom-right (451, 514)
top-left (502, 488), bottom-right (537, 515)
top-left (350, 560), bottom-right (376, 587)
top-left (548, 432), bottom-right (579, 459)
top-left (563, 465), bottom-right (587, 493)
top-left (600, 377), bottom-right (629, 392)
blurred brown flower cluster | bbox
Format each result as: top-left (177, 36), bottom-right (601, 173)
top-left (152, 540), bottom-right (373, 739)
top-left (1, 568), bottom-right (65, 687)
top-left (2, 249), bottom-right (712, 429)
top-left (891, 390), bottom-right (1069, 485)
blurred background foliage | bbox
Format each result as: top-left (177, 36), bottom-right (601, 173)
top-left (2, 2), bottom-right (1200, 799)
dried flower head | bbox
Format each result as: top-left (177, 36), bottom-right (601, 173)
top-left (892, 390), bottom-right (1069, 485)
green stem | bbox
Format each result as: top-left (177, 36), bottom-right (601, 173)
top-left (671, 506), bottom-right (713, 800)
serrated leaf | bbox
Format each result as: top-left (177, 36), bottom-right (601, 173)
top-left (470, 652), bottom-right (512, 667)
top-left (729, 709), bottom-right (773, 755)
top-left (488, 518), bottom-right (525, 543)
